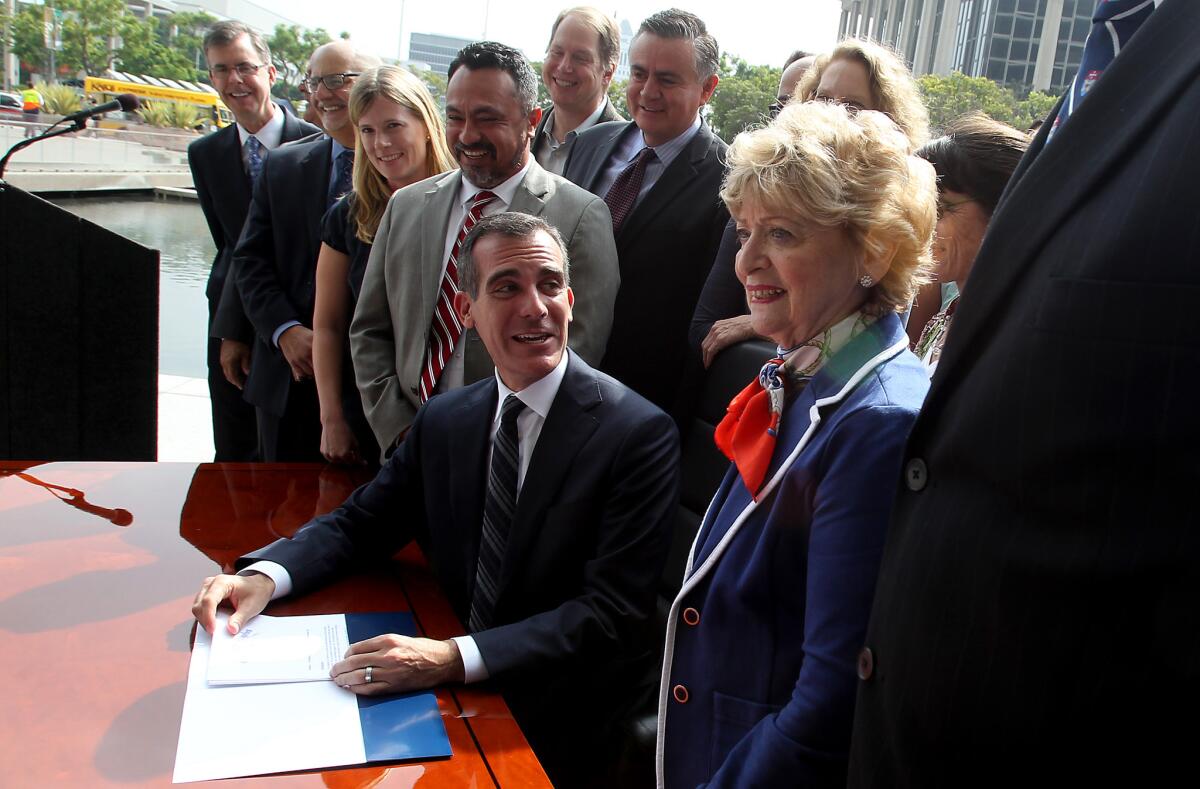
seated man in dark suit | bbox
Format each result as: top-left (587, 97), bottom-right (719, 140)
top-left (563, 8), bottom-right (729, 413)
top-left (193, 212), bottom-right (679, 786)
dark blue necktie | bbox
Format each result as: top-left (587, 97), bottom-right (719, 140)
top-left (245, 136), bottom-right (265, 183)
top-left (328, 149), bottom-right (353, 207)
top-left (1049, 0), bottom-right (1156, 140)
top-left (468, 394), bottom-right (526, 632)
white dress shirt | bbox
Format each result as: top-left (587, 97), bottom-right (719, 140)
top-left (235, 104), bottom-right (284, 170)
top-left (243, 351), bottom-right (571, 684)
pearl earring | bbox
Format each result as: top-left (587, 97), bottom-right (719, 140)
top-left (859, 274), bottom-right (875, 288)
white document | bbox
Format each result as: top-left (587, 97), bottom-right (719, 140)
top-left (206, 612), bottom-right (348, 685)
top-left (173, 623), bottom-right (364, 783)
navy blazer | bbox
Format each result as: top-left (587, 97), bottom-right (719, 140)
top-left (190, 108), bottom-right (318, 339)
top-left (564, 119), bottom-right (729, 411)
top-left (230, 134), bottom-right (332, 417)
top-left (242, 351), bottom-right (680, 761)
top-left (658, 313), bottom-right (928, 788)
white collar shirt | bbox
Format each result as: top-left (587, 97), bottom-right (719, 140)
top-left (534, 98), bottom-right (609, 176)
top-left (235, 104), bottom-right (284, 170)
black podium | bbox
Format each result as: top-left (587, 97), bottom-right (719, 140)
top-left (0, 183), bottom-right (158, 460)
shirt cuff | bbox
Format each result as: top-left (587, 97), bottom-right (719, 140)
top-left (272, 320), bottom-right (302, 348)
top-left (239, 561), bottom-right (292, 599)
top-left (451, 635), bottom-right (489, 683)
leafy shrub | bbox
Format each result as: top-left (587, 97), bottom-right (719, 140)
top-left (40, 84), bottom-right (82, 115)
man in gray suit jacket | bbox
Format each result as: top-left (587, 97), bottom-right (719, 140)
top-left (531, 6), bottom-right (624, 176)
top-left (351, 42), bottom-right (619, 454)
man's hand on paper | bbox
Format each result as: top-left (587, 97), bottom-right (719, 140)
top-left (192, 572), bottom-right (275, 635)
top-left (332, 635), bottom-right (464, 694)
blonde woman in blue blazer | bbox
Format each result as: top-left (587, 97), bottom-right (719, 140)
top-left (657, 102), bottom-right (937, 788)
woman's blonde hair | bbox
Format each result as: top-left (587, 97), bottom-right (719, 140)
top-left (349, 65), bottom-right (456, 243)
top-left (795, 37), bottom-right (929, 152)
top-left (721, 101), bottom-right (937, 312)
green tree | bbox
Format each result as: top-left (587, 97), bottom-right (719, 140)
top-left (1012, 89), bottom-right (1058, 130)
top-left (5, 3), bottom-right (49, 79)
top-left (115, 15), bottom-right (196, 80)
top-left (529, 60), bottom-right (552, 110)
top-left (707, 55), bottom-right (780, 142)
top-left (159, 10), bottom-right (218, 76)
top-left (607, 78), bottom-right (628, 118)
top-left (57, 0), bottom-right (128, 76)
top-left (267, 24), bottom-right (332, 100)
top-left (416, 68), bottom-right (447, 110)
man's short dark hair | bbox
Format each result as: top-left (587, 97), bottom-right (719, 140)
top-left (636, 8), bottom-right (719, 81)
top-left (458, 212), bottom-right (570, 298)
top-left (448, 42), bottom-right (539, 115)
top-left (783, 50), bottom-right (812, 69)
top-left (203, 20), bottom-right (271, 65)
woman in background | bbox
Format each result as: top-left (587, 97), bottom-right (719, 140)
top-left (313, 65), bottom-right (455, 465)
top-left (913, 113), bottom-right (1028, 373)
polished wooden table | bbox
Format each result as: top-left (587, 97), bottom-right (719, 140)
top-left (0, 461), bottom-right (551, 787)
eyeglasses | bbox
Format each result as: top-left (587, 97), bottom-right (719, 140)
top-left (305, 72), bottom-right (361, 92)
top-left (209, 62), bottom-right (269, 79)
top-left (936, 196), bottom-right (976, 220)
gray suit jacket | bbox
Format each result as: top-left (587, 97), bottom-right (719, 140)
top-left (349, 161), bottom-right (619, 452)
top-left (531, 98), bottom-right (624, 173)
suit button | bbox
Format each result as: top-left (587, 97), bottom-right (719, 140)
top-left (857, 647), bottom-right (875, 681)
top-left (904, 458), bottom-right (928, 491)
top-left (672, 684), bottom-right (689, 704)
top-left (682, 607), bottom-right (700, 626)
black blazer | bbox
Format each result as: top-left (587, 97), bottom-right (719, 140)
top-left (563, 120), bottom-right (728, 410)
top-left (188, 109), bottom-right (318, 338)
top-left (849, 4), bottom-right (1200, 786)
top-left (228, 134), bottom-right (333, 417)
top-left (242, 352), bottom-right (679, 754)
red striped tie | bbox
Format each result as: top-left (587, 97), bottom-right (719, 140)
top-left (419, 190), bottom-right (498, 402)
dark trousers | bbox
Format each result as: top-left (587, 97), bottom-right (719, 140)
top-left (256, 378), bottom-right (323, 462)
top-left (207, 336), bottom-right (259, 462)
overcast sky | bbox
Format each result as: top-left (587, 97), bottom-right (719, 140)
top-left (260, 0), bottom-right (843, 70)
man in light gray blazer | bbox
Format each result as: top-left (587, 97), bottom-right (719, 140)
top-left (351, 42), bottom-right (619, 454)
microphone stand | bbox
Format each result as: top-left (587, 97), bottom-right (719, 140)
top-left (0, 115), bottom-right (87, 180)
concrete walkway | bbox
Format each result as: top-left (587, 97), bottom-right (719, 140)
top-left (1, 123), bottom-right (193, 192)
top-left (159, 374), bottom-right (215, 462)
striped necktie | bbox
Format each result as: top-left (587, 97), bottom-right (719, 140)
top-left (419, 190), bottom-right (498, 402)
top-left (468, 394), bottom-right (526, 632)
top-left (1049, 0), bottom-right (1156, 140)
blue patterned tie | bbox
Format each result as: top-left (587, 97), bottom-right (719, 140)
top-left (328, 149), bottom-right (353, 207)
top-left (468, 394), bottom-right (526, 632)
top-left (1049, 0), bottom-right (1156, 140)
top-left (245, 136), bottom-right (265, 183)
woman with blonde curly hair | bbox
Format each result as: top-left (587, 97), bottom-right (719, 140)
top-left (313, 65), bottom-right (455, 465)
top-left (694, 37), bottom-right (929, 367)
top-left (658, 101), bottom-right (936, 788)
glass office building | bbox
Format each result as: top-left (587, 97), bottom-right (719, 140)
top-left (409, 32), bottom-right (479, 77)
top-left (837, 0), bottom-right (1093, 92)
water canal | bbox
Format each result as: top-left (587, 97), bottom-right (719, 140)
top-left (50, 194), bottom-right (214, 380)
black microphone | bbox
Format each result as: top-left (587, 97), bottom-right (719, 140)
top-left (61, 93), bottom-right (141, 124)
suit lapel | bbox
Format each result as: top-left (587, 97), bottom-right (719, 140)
top-left (449, 379), bottom-right (497, 569)
top-left (929, 3), bottom-right (1200, 407)
top-left (421, 171), bottom-right (463, 329)
top-left (581, 121), bottom-right (632, 193)
top-left (498, 353), bottom-right (602, 591)
top-left (300, 137), bottom-right (333, 247)
top-left (216, 125), bottom-right (252, 215)
top-left (617, 123), bottom-right (713, 245)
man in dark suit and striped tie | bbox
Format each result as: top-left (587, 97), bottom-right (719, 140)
top-left (193, 212), bottom-right (678, 786)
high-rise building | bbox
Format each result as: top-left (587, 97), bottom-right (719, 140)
top-left (837, 0), bottom-right (1094, 93)
top-left (615, 19), bottom-right (634, 82)
top-left (408, 32), bottom-right (478, 77)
